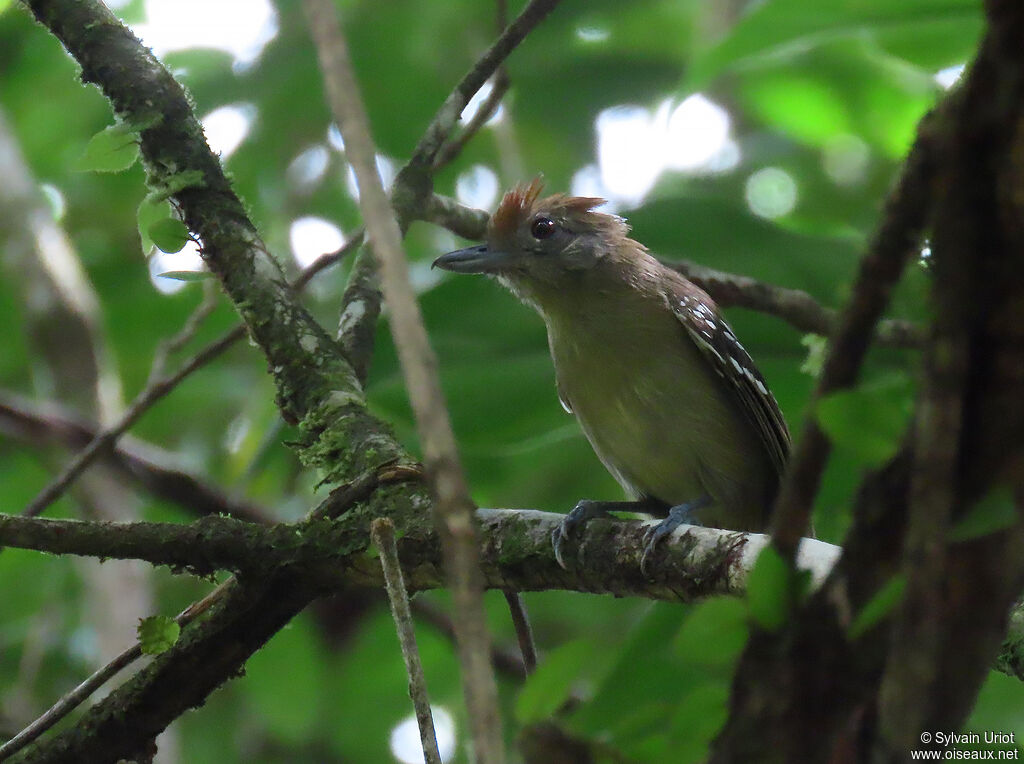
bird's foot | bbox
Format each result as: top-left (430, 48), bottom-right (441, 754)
top-left (552, 500), bottom-right (640, 569)
top-left (640, 495), bottom-right (713, 577)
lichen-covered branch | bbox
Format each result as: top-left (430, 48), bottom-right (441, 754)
top-left (22, 0), bottom-right (398, 488)
top-left (0, 508), bottom-right (839, 604)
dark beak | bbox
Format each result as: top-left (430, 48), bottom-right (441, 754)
top-left (431, 244), bottom-right (514, 274)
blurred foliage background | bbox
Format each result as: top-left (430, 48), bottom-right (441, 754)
top-left (1, 0), bottom-right (1020, 761)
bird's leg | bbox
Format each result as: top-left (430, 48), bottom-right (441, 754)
top-left (552, 498), bottom-right (663, 569)
top-left (639, 495), bottom-right (713, 577)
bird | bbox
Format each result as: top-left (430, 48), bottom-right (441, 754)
top-left (432, 179), bottom-right (790, 574)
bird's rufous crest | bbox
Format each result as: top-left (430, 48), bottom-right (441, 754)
top-left (490, 177), bottom-right (612, 240)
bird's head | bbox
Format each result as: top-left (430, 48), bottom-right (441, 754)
top-left (432, 179), bottom-right (633, 297)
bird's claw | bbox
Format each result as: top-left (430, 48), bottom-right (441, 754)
top-left (552, 523), bottom-right (570, 570)
top-left (639, 496), bottom-right (712, 578)
top-left (551, 500), bottom-right (610, 570)
top-left (639, 522), bottom-right (674, 578)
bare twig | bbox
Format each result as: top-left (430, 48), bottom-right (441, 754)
top-left (432, 72), bottom-right (510, 170)
top-left (21, 327), bottom-right (240, 518)
top-left (769, 113), bottom-right (937, 560)
top-left (669, 258), bottom-right (925, 349)
top-left (292, 227), bottom-right (364, 291)
top-left (0, 392), bottom-right (272, 524)
top-left (502, 591), bottom-right (537, 675)
top-left (432, 0), bottom-right (512, 170)
top-left (302, 2), bottom-right (506, 759)
top-left (17, 232), bottom-right (364, 520)
top-left (410, 0), bottom-right (563, 168)
top-left (332, 0), bottom-right (562, 385)
top-left (0, 583), bottom-right (224, 761)
top-left (412, 599), bottom-right (528, 680)
top-left (371, 518), bottom-right (442, 764)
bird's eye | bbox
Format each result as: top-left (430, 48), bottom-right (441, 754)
top-left (530, 217), bottom-right (556, 240)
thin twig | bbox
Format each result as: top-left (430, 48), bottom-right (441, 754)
top-left (21, 328), bottom-right (241, 518)
top-left (502, 590), bottom-right (537, 674)
top-left (412, 599), bottom-right (528, 680)
top-left (769, 112), bottom-right (937, 560)
top-left (22, 324), bottom-right (234, 517)
top-left (410, 0), bottom-right (563, 167)
top-left (0, 392), bottom-right (272, 524)
top-left (432, 73), bottom-right (510, 170)
top-left (331, 0), bottom-right (562, 385)
top-left (0, 582), bottom-right (225, 761)
top-left (0, 461), bottom-right (409, 761)
top-left (292, 227), bottom-right (364, 291)
top-left (164, 284), bottom-right (219, 356)
top-left (18, 232), bottom-right (363, 520)
top-left (430, 0), bottom-right (514, 170)
top-left (371, 518), bottom-right (442, 764)
top-left (669, 258), bottom-right (925, 349)
top-left (302, 2), bottom-right (507, 759)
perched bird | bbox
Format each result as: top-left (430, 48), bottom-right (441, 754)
top-left (433, 179), bottom-right (789, 572)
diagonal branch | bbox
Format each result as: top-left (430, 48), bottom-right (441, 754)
top-left (0, 392), bottom-right (272, 524)
top-left (15, 228), bottom-right (362, 521)
top-left (409, 0), bottom-right (563, 168)
top-left (14, 0), bottom-right (564, 758)
top-left (22, 0), bottom-right (394, 487)
top-left (768, 114), bottom-right (938, 560)
top-left (302, 1), bottom-right (508, 758)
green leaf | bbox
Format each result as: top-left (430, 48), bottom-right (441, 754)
top-left (747, 545), bottom-right (793, 631)
top-left (149, 218), bottom-right (191, 253)
top-left (137, 615), bottom-right (181, 655)
top-left (75, 124), bottom-right (140, 173)
top-left (137, 194), bottom-right (175, 255)
top-left (673, 597), bottom-right (749, 670)
top-left (966, 671), bottom-right (1024, 742)
top-left (688, 0), bottom-right (981, 86)
top-left (568, 604), bottom-right (687, 739)
top-left (515, 639), bottom-right (593, 724)
top-left (156, 270), bottom-right (212, 282)
top-left (666, 682), bottom-right (731, 764)
top-left (816, 373), bottom-right (914, 468)
top-left (949, 486), bottom-right (1017, 543)
top-left (848, 574), bottom-right (906, 639)
top-left (800, 334), bottom-right (827, 378)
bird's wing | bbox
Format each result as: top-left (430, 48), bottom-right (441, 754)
top-left (669, 289), bottom-right (790, 479)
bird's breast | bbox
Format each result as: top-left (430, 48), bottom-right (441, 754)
top-left (544, 303), bottom-right (770, 530)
